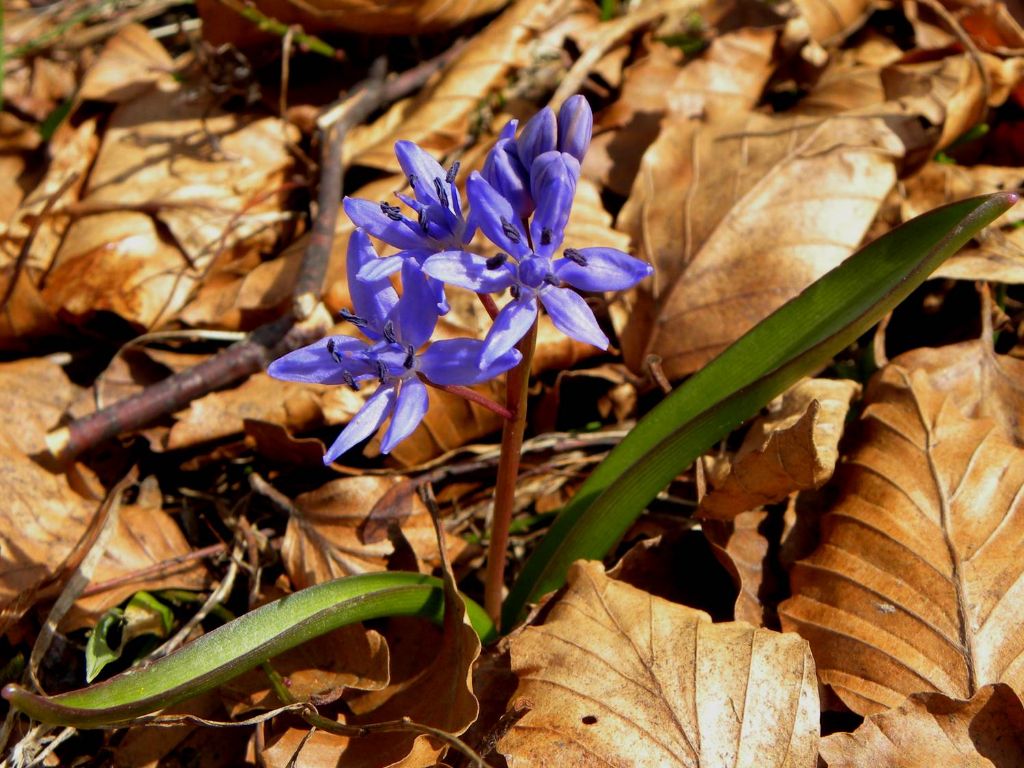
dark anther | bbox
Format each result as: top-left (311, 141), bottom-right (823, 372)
top-left (564, 248), bottom-right (588, 266)
top-left (433, 177), bottom-right (450, 209)
top-left (339, 308), bottom-right (367, 327)
top-left (382, 320), bottom-right (397, 344)
top-left (343, 371), bottom-right (359, 391)
top-left (376, 359), bottom-right (389, 383)
top-left (408, 174), bottom-right (417, 189)
top-left (445, 161), bottom-right (460, 184)
top-left (540, 228), bottom-right (552, 246)
top-left (326, 338), bottom-right (342, 364)
top-left (543, 274), bottom-right (560, 287)
top-left (500, 217), bottom-right (521, 244)
top-left (485, 253), bottom-right (508, 269)
top-left (510, 284), bottom-right (521, 299)
top-left (379, 202), bottom-right (403, 221)
top-left (418, 208), bottom-right (429, 233)
top-left (403, 345), bottom-right (416, 369)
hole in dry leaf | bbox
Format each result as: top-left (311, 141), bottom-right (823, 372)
top-left (581, 715), bottom-right (597, 725)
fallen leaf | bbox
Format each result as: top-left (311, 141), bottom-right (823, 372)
top-left (78, 23), bottom-right (174, 104)
top-left (891, 340), bottom-right (1024, 446)
top-left (700, 378), bottom-right (861, 520)
top-left (499, 561), bottom-right (819, 767)
top-left (617, 111), bottom-right (900, 379)
top-left (222, 625), bottom-right (389, 716)
top-left (791, 0), bottom-right (873, 45)
top-left (63, 475), bottom-right (209, 630)
top-left (342, 0), bottom-right (597, 170)
top-left (0, 356), bottom-right (77, 455)
top-left (281, 475), bottom-right (466, 587)
top-left (818, 683), bottom-right (1024, 767)
top-left (779, 358), bottom-right (1024, 714)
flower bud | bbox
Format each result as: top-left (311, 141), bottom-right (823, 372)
top-left (482, 138), bottom-right (533, 218)
top-left (516, 107), bottom-right (557, 172)
top-left (557, 95), bottom-right (593, 162)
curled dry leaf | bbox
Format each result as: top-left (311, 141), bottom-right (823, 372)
top-left (818, 683), bottom-right (1024, 767)
top-left (342, 0), bottom-right (597, 170)
top-left (78, 23), bottom-right (174, 104)
top-left (499, 561), bottom-right (819, 767)
top-left (617, 112), bottom-right (900, 379)
top-left (700, 378), bottom-right (861, 521)
top-left (779, 358), bottom-right (1024, 714)
top-left (281, 475), bottom-right (466, 588)
top-left (790, 0), bottom-right (873, 45)
top-left (63, 476), bottom-right (209, 630)
top-left (42, 83), bottom-right (295, 330)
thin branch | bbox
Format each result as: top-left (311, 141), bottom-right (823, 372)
top-left (420, 378), bottom-right (514, 420)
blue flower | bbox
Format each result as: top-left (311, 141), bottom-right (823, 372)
top-left (342, 141), bottom-right (475, 314)
top-left (481, 95), bottom-right (594, 220)
top-left (423, 152), bottom-right (653, 368)
top-left (268, 230), bottom-right (521, 463)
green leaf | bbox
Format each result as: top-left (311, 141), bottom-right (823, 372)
top-left (85, 609), bottom-right (126, 683)
top-left (5, 572), bottom-right (495, 727)
top-left (504, 191), bottom-right (1018, 627)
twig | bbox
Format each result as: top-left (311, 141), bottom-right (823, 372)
top-left (214, 0), bottom-right (343, 61)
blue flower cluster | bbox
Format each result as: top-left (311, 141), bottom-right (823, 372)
top-left (269, 96), bottom-right (653, 463)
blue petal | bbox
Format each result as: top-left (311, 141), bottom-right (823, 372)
top-left (347, 230), bottom-right (398, 336)
top-left (268, 336), bottom-right (373, 384)
top-left (498, 119), bottom-right (519, 141)
top-left (324, 383), bottom-right (397, 463)
top-left (357, 254), bottom-right (403, 282)
top-left (539, 287), bottom-right (608, 349)
top-left (380, 377), bottom-right (429, 453)
top-left (422, 250), bottom-right (516, 293)
top-left (394, 141), bottom-right (448, 210)
top-left (481, 296), bottom-right (538, 369)
top-left (516, 107), bottom-right (557, 171)
top-left (394, 260), bottom-right (439, 349)
top-left (481, 139), bottom-right (533, 220)
top-left (557, 95), bottom-right (593, 162)
top-left (529, 152), bottom-right (579, 257)
top-left (553, 247), bottom-right (654, 292)
top-left (466, 172), bottom-right (531, 259)
top-left (419, 338), bottom-right (521, 385)
top-left (343, 197), bottom-right (426, 251)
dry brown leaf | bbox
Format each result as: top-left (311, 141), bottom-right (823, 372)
top-left (62, 476), bottom-right (209, 630)
top-left (700, 378), bottom-right (861, 520)
top-left (0, 432), bottom-right (97, 632)
top-left (779, 359), bottom-right (1024, 714)
top-left (78, 23), bottom-right (174, 104)
top-left (0, 356), bottom-right (77, 455)
top-left (891, 340), bottom-right (1024, 446)
top-left (281, 475), bottom-right (465, 587)
top-left (499, 561), bottom-right (819, 767)
top-left (881, 54), bottom-right (987, 154)
top-left (164, 372), bottom-right (364, 452)
top-left (222, 625), bottom-right (389, 716)
top-left (791, 0), bottom-right (873, 44)
top-left (819, 683), bottom-right (1024, 767)
top-left (794, 32), bottom-right (903, 116)
top-left (617, 112), bottom-right (900, 379)
top-left (42, 84), bottom-right (294, 330)
top-left (342, 0), bottom-right (597, 170)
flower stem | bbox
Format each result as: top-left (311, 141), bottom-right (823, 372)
top-left (484, 319), bottom-right (538, 628)
top-left (420, 378), bottom-right (513, 420)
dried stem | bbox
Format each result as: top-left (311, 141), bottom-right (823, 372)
top-left (484, 320), bottom-right (538, 627)
top-left (214, 0), bottom-right (343, 61)
top-left (420, 378), bottom-right (513, 420)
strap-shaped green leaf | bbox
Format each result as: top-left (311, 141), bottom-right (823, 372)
top-left (504, 192), bottom-right (1018, 627)
top-left (4, 572), bottom-right (496, 727)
